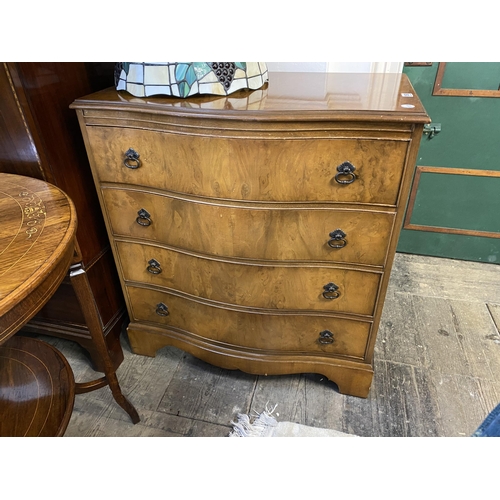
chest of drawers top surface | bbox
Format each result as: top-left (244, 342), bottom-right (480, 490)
top-left (72, 72), bottom-right (428, 123)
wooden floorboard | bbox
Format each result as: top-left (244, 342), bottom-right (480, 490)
top-left (390, 253), bottom-right (500, 303)
top-left (377, 293), bottom-right (500, 378)
top-left (29, 253), bottom-right (500, 437)
top-left (486, 303), bottom-right (500, 335)
top-left (156, 352), bottom-right (257, 425)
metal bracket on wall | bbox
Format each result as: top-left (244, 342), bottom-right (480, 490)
top-left (423, 123), bottom-right (441, 139)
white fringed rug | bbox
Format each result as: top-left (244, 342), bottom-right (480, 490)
top-left (229, 404), bottom-right (357, 438)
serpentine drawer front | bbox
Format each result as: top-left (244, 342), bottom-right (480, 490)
top-left (126, 286), bottom-right (372, 358)
top-left (115, 240), bottom-right (381, 315)
top-left (102, 187), bottom-right (395, 266)
top-left (72, 71), bottom-right (429, 397)
top-left (87, 126), bottom-right (408, 205)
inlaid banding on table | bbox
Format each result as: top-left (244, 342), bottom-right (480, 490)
top-left (19, 190), bottom-right (46, 239)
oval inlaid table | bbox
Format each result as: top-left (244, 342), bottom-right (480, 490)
top-left (0, 173), bottom-right (139, 436)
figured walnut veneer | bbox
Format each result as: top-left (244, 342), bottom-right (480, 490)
top-left (102, 187), bottom-right (395, 266)
top-left (71, 72), bottom-right (429, 397)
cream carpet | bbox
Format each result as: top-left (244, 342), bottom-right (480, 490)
top-left (229, 404), bottom-right (357, 437)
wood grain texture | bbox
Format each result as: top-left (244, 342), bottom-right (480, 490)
top-left (69, 263), bottom-right (140, 424)
top-left (0, 173), bottom-right (78, 437)
top-left (72, 72), bottom-right (428, 398)
top-left (71, 71), bottom-right (430, 120)
top-left (389, 252), bottom-right (500, 303)
top-left (0, 64), bottom-right (44, 179)
top-left (117, 241), bottom-right (381, 315)
top-left (87, 126), bottom-right (409, 205)
top-left (0, 173), bottom-right (77, 342)
top-left (126, 321), bottom-right (374, 398)
top-left (155, 353), bottom-right (256, 423)
top-left (5, 63), bottom-right (113, 263)
top-left (125, 286), bottom-right (372, 357)
top-left (42, 253), bottom-right (500, 437)
top-left (0, 335), bottom-right (75, 436)
top-left (433, 62), bottom-right (500, 97)
top-left (486, 303), bottom-right (500, 334)
top-left (102, 187), bottom-right (395, 266)
top-left (377, 293), bottom-right (500, 380)
top-left (0, 62), bottom-right (127, 371)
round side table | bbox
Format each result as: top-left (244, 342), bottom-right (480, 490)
top-left (0, 173), bottom-right (77, 436)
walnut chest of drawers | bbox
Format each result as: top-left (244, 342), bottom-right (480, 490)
top-left (72, 71), bottom-right (429, 398)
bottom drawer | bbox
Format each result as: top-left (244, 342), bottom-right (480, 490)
top-left (126, 286), bottom-right (372, 360)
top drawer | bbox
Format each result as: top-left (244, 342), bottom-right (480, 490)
top-left (86, 126), bottom-right (409, 206)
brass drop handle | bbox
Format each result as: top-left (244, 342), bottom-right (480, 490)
top-left (318, 330), bottom-right (334, 345)
top-left (328, 229), bottom-right (347, 248)
top-left (156, 302), bottom-right (169, 316)
top-left (124, 148), bottom-right (141, 169)
top-left (323, 282), bottom-right (340, 300)
top-left (147, 258), bottom-right (162, 274)
top-left (136, 208), bottom-right (152, 226)
top-left (335, 161), bottom-right (356, 184)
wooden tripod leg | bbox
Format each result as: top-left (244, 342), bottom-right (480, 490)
top-left (69, 263), bottom-right (140, 424)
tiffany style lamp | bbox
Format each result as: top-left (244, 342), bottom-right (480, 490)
top-left (115, 62), bottom-right (269, 98)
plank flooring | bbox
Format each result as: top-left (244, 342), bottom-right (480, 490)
top-left (32, 253), bottom-right (500, 437)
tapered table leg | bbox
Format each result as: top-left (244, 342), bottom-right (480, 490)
top-left (70, 263), bottom-right (139, 424)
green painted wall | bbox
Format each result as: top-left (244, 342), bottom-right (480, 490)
top-left (397, 63), bottom-right (500, 264)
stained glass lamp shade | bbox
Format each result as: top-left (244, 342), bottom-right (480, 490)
top-left (115, 62), bottom-right (269, 98)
